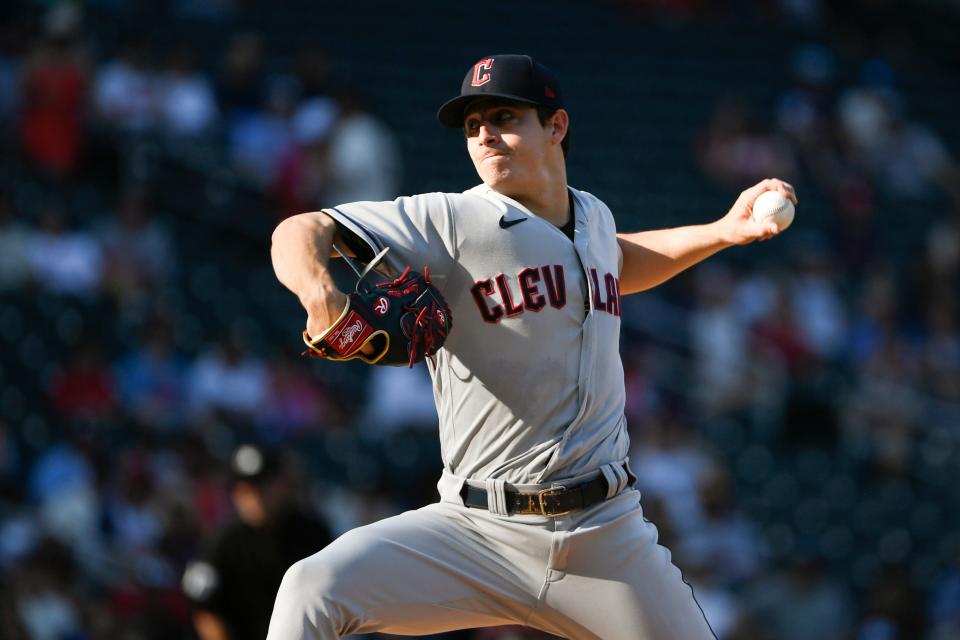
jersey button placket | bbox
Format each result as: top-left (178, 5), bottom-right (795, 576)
top-left (572, 225), bottom-right (594, 424)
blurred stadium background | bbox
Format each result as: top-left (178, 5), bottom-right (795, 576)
top-left (0, 0), bottom-right (959, 638)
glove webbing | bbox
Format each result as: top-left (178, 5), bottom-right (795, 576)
top-left (384, 266), bottom-right (439, 368)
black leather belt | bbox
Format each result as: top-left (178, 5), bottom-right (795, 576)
top-left (460, 467), bottom-right (632, 516)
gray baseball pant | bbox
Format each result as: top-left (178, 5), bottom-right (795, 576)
top-left (266, 472), bottom-right (716, 639)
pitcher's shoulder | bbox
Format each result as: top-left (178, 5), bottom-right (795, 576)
top-left (445, 186), bottom-right (510, 214)
top-left (570, 186), bottom-right (616, 225)
top-left (569, 186), bottom-right (610, 211)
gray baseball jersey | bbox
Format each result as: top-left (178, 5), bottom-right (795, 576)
top-left (268, 185), bottom-right (716, 639)
top-left (324, 184), bottom-right (629, 485)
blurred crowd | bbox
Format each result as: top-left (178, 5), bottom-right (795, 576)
top-left (698, 47), bottom-right (960, 213)
top-left (0, 1), bottom-right (959, 640)
top-left (623, 32), bottom-right (960, 640)
top-left (2, 3), bottom-right (401, 216)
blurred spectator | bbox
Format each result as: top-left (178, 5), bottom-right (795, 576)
top-left (228, 75), bottom-right (298, 188)
top-left (0, 511), bottom-right (40, 573)
top-left (788, 242), bottom-right (847, 360)
top-left (98, 189), bottom-right (175, 302)
top-left (622, 343), bottom-right (659, 427)
top-left (733, 269), bottom-right (779, 328)
top-left (180, 440), bottom-right (232, 536)
top-left (325, 87), bottom-right (402, 205)
top-left (838, 60), bottom-right (960, 207)
top-left (156, 47), bottom-right (219, 137)
top-left (216, 32), bottom-right (265, 125)
top-left (752, 281), bottom-right (811, 372)
top-left (48, 338), bottom-right (118, 422)
top-left (103, 447), bottom-right (165, 557)
top-left (842, 329), bottom-right (921, 473)
top-left (18, 6), bottom-right (89, 177)
top-left (746, 555), bottom-right (854, 640)
top-left (274, 96), bottom-right (338, 216)
top-left (257, 353), bottom-right (335, 439)
top-left (27, 438), bottom-right (94, 508)
top-left (846, 265), bottom-right (898, 365)
top-left (873, 110), bottom-right (960, 204)
top-left (831, 173), bottom-right (878, 276)
top-left (698, 95), bottom-right (796, 189)
top-left (839, 60), bottom-right (899, 146)
top-left (360, 364), bottom-right (438, 435)
top-left (116, 321), bottom-right (188, 430)
top-left (733, 275), bottom-right (798, 423)
top-left (679, 467), bottom-right (764, 586)
top-left (775, 44), bottom-right (841, 189)
top-left (27, 436), bottom-right (102, 564)
top-left (25, 204), bottom-right (104, 296)
top-left (689, 265), bottom-right (751, 413)
top-left (631, 415), bottom-right (718, 535)
top-left (183, 444), bottom-right (332, 640)
top-left (93, 38), bottom-right (157, 133)
top-left (913, 219), bottom-right (960, 319)
top-left (6, 538), bottom-right (85, 640)
top-left (188, 332), bottom-right (268, 418)
top-left (854, 564), bottom-right (924, 639)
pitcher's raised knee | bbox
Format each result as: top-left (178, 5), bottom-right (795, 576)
top-left (269, 553), bottom-right (354, 639)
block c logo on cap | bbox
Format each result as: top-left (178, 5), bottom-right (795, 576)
top-left (471, 58), bottom-right (494, 86)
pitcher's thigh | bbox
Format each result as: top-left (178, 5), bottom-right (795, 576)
top-left (268, 505), bottom-right (535, 639)
top-left (534, 499), bottom-right (716, 640)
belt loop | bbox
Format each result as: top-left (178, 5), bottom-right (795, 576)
top-left (484, 478), bottom-right (509, 516)
top-left (623, 459), bottom-right (638, 487)
top-left (600, 463), bottom-right (628, 499)
top-left (439, 469), bottom-right (467, 506)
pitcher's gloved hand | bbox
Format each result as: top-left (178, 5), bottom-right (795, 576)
top-left (303, 250), bottom-right (451, 367)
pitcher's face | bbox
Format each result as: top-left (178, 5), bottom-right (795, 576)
top-left (465, 101), bottom-right (555, 196)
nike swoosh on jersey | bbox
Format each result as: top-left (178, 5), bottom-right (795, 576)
top-left (499, 216), bottom-right (527, 229)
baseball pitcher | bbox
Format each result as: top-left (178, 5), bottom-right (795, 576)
top-left (268, 54), bottom-right (796, 639)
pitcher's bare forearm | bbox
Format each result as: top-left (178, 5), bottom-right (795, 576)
top-left (617, 222), bottom-right (733, 295)
top-left (271, 211), bottom-right (348, 335)
top-left (618, 178), bottom-right (797, 295)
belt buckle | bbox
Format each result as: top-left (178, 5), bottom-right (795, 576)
top-left (536, 486), bottom-right (571, 517)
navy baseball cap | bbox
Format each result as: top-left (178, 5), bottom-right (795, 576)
top-left (437, 54), bottom-right (564, 128)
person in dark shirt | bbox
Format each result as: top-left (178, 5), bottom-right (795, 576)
top-left (183, 444), bottom-right (332, 640)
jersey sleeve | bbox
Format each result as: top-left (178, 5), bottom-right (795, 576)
top-left (323, 193), bottom-right (457, 275)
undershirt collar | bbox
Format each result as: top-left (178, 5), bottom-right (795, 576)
top-left (559, 190), bottom-right (575, 241)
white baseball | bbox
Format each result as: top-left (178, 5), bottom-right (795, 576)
top-left (751, 190), bottom-right (795, 232)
